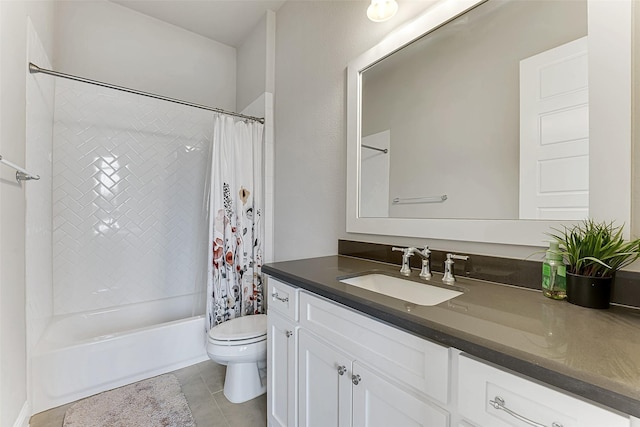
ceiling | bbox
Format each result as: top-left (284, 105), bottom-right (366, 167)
top-left (110, 0), bottom-right (287, 47)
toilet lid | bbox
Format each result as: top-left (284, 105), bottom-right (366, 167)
top-left (208, 314), bottom-right (267, 341)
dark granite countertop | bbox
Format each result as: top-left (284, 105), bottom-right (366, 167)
top-left (263, 255), bottom-right (640, 417)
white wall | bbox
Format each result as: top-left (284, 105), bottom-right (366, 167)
top-left (0, 2), bottom-right (54, 425)
top-left (54, 0), bottom-right (236, 110)
top-left (237, 15), bottom-right (267, 112)
top-left (274, 0), bottom-right (640, 262)
top-left (237, 11), bottom-right (276, 263)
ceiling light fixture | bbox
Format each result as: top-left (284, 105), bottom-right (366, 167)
top-left (367, 0), bottom-right (399, 22)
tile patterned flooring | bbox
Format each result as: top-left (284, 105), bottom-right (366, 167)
top-left (29, 360), bottom-right (267, 427)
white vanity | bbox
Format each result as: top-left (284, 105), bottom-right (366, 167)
top-left (263, 256), bottom-right (640, 427)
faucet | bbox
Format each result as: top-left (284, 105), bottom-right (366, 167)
top-left (442, 253), bottom-right (469, 284)
top-left (392, 246), bottom-right (431, 278)
top-left (392, 247), bottom-right (416, 276)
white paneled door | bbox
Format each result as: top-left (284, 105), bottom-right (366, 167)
top-left (351, 362), bottom-right (449, 427)
top-left (298, 330), bottom-right (352, 427)
top-left (519, 37), bottom-right (589, 220)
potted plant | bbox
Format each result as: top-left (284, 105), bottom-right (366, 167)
top-left (549, 220), bottom-right (640, 309)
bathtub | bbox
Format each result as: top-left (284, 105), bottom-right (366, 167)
top-left (31, 294), bottom-right (209, 414)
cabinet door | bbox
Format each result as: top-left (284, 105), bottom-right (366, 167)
top-left (352, 362), bottom-right (449, 427)
top-left (298, 330), bottom-right (352, 427)
top-left (268, 312), bottom-right (297, 427)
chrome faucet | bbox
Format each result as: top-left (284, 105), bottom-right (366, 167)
top-left (392, 245), bottom-right (431, 278)
top-left (442, 253), bottom-right (469, 284)
top-left (392, 246), bottom-right (416, 276)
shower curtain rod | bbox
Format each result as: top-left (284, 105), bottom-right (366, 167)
top-left (29, 63), bottom-right (265, 124)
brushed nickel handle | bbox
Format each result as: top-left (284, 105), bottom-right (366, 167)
top-left (337, 365), bottom-right (347, 376)
top-left (489, 396), bottom-right (563, 427)
top-left (351, 374), bottom-right (361, 385)
top-left (271, 292), bottom-right (289, 303)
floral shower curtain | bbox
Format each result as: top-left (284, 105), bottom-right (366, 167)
top-left (206, 113), bottom-right (264, 331)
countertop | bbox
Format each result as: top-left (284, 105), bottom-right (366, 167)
top-left (262, 255), bottom-right (640, 417)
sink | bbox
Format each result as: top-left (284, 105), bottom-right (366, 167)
top-left (339, 274), bottom-right (462, 306)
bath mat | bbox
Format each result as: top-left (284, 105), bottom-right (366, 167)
top-left (62, 374), bottom-right (196, 427)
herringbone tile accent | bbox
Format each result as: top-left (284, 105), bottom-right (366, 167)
top-left (52, 79), bottom-right (212, 315)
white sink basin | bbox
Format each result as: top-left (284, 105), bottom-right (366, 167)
top-left (339, 274), bottom-right (462, 306)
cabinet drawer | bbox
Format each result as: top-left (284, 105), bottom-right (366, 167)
top-left (457, 355), bottom-right (629, 427)
top-left (267, 278), bottom-right (299, 321)
top-left (299, 291), bottom-right (450, 404)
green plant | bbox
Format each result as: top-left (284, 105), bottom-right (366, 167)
top-left (548, 220), bottom-right (640, 277)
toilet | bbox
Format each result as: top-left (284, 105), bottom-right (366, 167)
top-left (206, 314), bottom-right (267, 403)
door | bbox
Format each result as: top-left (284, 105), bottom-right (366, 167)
top-left (519, 36), bottom-right (589, 220)
top-left (298, 330), bottom-right (352, 427)
top-left (268, 312), bottom-right (297, 427)
top-left (352, 362), bottom-right (449, 427)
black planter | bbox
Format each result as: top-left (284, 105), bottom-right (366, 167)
top-left (566, 273), bottom-right (612, 309)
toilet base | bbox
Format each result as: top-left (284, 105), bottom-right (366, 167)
top-left (223, 360), bottom-right (267, 404)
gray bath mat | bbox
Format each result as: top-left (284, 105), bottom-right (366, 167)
top-left (62, 374), bottom-right (196, 427)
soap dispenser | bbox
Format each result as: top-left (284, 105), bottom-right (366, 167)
top-left (542, 241), bottom-right (566, 300)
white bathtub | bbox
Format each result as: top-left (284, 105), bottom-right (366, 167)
top-left (31, 294), bottom-right (209, 414)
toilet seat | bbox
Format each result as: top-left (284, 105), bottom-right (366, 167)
top-left (208, 314), bottom-right (267, 345)
top-left (208, 334), bottom-right (266, 346)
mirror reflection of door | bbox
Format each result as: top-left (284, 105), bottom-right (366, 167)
top-left (519, 37), bottom-right (589, 220)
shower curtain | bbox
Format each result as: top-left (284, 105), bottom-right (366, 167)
top-left (206, 114), bottom-right (265, 331)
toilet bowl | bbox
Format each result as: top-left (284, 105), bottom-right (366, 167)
top-left (207, 314), bottom-right (267, 403)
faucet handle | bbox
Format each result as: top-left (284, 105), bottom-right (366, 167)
top-left (419, 246), bottom-right (432, 280)
top-left (392, 246), bottom-right (415, 276)
top-left (442, 253), bottom-right (469, 284)
top-left (392, 246), bottom-right (416, 255)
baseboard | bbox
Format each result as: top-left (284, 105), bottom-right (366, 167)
top-left (13, 401), bottom-right (30, 427)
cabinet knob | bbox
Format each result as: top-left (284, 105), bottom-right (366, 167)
top-left (337, 365), bottom-right (347, 376)
top-left (285, 330), bottom-right (293, 338)
top-left (351, 374), bottom-right (361, 385)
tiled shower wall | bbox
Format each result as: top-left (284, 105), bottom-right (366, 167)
top-left (52, 79), bottom-right (212, 315)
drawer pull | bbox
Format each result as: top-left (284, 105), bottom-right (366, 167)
top-left (337, 365), bottom-right (347, 376)
top-left (285, 330), bottom-right (293, 338)
top-left (489, 396), bottom-right (563, 427)
top-left (272, 292), bottom-right (289, 303)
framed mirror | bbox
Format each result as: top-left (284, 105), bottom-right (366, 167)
top-left (346, 0), bottom-right (632, 246)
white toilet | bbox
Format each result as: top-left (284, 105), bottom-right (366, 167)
top-left (206, 313), bottom-right (267, 403)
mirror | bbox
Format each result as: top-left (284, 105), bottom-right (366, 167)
top-left (361, 0), bottom-right (587, 220)
top-left (347, 0), bottom-right (632, 246)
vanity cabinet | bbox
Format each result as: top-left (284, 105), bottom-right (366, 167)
top-left (267, 277), bottom-right (450, 427)
top-left (266, 275), bottom-right (633, 427)
top-left (457, 355), bottom-right (629, 427)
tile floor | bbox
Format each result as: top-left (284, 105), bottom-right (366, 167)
top-left (29, 360), bottom-right (267, 427)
